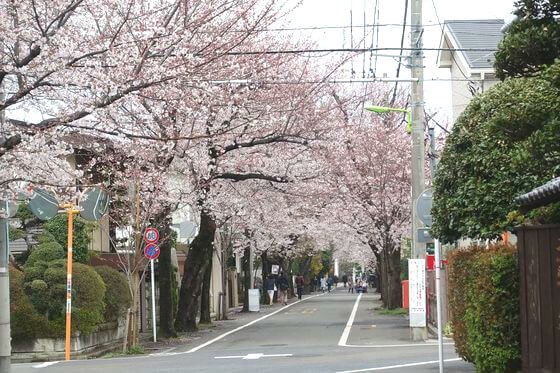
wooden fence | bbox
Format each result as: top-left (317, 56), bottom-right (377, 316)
top-left (517, 224), bottom-right (560, 373)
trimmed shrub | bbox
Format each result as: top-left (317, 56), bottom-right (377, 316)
top-left (69, 263), bottom-right (106, 335)
top-left (23, 244), bottom-right (107, 337)
top-left (9, 266), bottom-right (49, 342)
top-left (448, 243), bottom-right (520, 373)
top-left (25, 240), bottom-right (65, 267)
top-left (44, 214), bottom-right (93, 263)
top-left (93, 266), bottom-right (130, 322)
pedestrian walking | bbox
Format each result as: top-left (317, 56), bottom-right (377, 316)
top-left (327, 276), bottom-right (333, 292)
top-left (348, 278), bottom-right (354, 293)
top-left (320, 276), bottom-right (327, 293)
top-left (295, 273), bottom-right (304, 300)
top-left (277, 272), bottom-right (290, 305)
top-left (342, 274), bottom-right (348, 288)
top-left (265, 275), bottom-right (276, 305)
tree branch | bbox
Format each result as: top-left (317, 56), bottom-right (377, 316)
top-left (213, 172), bottom-right (289, 183)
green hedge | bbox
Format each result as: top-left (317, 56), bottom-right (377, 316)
top-left (448, 243), bottom-right (520, 373)
top-left (15, 241), bottom-right (107, 338)
top-left (9, 266), bottom-right (49, 342)
top-left (94, 266), bottom-right (131, 322)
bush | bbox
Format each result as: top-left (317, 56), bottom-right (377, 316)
top-left (448, 243), bottom-right (520, 373)
top-left (25, 240), bottom-right (65, 267)
top-left (70, 263), bottom-right (106, 335)
top-left (22, 245), bottom-right (107, 337)
top-left (9, 266), bottom-right (49, 342)
top-left (44, 214), bottom-right (93, 264)
top-left (94, 266), bottom-right (131, 322)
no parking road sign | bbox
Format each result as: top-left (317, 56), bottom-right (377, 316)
top-left (144, 228), bottom-right (159, 244)
top-left (144, 243), bottom-right (160, 260)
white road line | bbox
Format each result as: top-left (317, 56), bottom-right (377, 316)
top-left (214, 353), bottom-right (293, 360)
top-left (336, 358), bottom-right (462, 373)
top-left (343, 342), bottom-right (455, 348)
top-left (185, 293), bottom-right (325, 354)
top-left (32, 361), bottom-right (59, 369)
top-left (338, 293), bottom-right (362, 346)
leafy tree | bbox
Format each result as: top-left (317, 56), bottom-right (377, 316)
top-left (432, 62), bottom-right (560, 243)
top-left (495, 0), bottom-right (560, 80)
top-left (44, 214), bottom-right (93, 264)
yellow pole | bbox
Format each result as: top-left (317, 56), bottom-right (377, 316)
top-left (64, 205), bottom-right (78, 361)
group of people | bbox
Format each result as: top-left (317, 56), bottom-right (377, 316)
top-left (264, 272), bottom-right (306, 306)
top-left (319, 276), bottom-right (335, 292)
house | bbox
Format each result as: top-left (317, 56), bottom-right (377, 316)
top-left (437, 19), bottom-right (505, 122)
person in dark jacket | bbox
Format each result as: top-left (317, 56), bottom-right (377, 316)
top-left (277, 273), bottom-right (290, 305)
top-left (265, 276), bottom-right (276, 305)
top-left (295, 274), bottom-right (305, 300)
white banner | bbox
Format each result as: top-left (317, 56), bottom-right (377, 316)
top-left (408, 259), bottom-right (426, 327)
top-left (271, 265), bottom-right (280, 275)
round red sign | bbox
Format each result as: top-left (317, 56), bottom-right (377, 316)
top-left (144, 228), bottom-right (159, 244)
top-left (144, 243), bottom-right (160, 260)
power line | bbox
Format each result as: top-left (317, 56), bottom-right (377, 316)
top-left (241, 21), bottom-right (505, 33)
top-left (430, 0), bottom-right (476, 85)
top-left (390, 0), bottom-right (409, 106)
top-left (224, 47), bottom-right (497, 56)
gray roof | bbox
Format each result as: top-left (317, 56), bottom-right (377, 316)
top-left (515, 177), bottom-right (560, 210)
top-left (445, 19), bottom-right (505, 69)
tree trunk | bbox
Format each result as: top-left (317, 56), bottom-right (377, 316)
top-left (374, 250), bottom-right (385, 301)
top-left (157, 214), bottom-right (177, 338)
top-left (176, 209), bottom-right (216, 332)
top-left (261, 252), bottom-right (270, 304)
top-left (199, 247), bottom-right (213, 324)
top-left (300, 256), bottom-right (312, 294)
top-left (383, 248), bottom-right (402, 309)
top-left (241, 245), bottom-right (251, 312)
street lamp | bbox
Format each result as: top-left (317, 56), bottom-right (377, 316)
top-left (364, 105), bottom-right (412, 133)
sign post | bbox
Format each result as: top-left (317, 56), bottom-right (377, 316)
top-left (415, 187), bottom-right (444, 372)
top-left (144, 228), bottom-right (160, 343)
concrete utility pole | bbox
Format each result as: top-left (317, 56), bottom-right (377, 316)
top-left (0, 202), bottom-right (11, 373)
top-left (410, 0), bottom-right (427, 341)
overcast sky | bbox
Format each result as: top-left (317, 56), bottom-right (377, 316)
top-left (284, 0), bottom-right (517, 125)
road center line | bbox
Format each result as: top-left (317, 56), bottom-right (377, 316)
top-left (336, 358), bottom-right (462, 373)
top-left (338, 293), bottom-right (363, 347)
top-left (184, 292), bottom-right (325, 354)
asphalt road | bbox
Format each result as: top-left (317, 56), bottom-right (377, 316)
top-left (12, 288), bottom-right (475, 373)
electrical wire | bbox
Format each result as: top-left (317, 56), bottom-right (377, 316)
top-left (373, 0), bottom-right (381, 77)
top-left (390, 0), bottom-right (409, 106)
top-left (430, 0), bottom-right (477, 86)
top-left (224, 47), bottom-right (497, 56)
top-left (362, 0), bottom-right (366, 79)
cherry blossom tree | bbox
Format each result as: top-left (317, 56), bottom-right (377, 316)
top-left (317, 85), bottom-right (412, 309)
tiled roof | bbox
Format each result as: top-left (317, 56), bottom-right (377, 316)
top-left (445, 19), bottom-right (505, 69)
top-left (515, 177), bottom-right (560, 210)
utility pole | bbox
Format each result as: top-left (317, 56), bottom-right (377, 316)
top-left (0, 79), bottom-right (11, 372)
top-left (0, 201), bottom-right (11, 373)
top-left (410, 0), bottom-right (427, 341)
